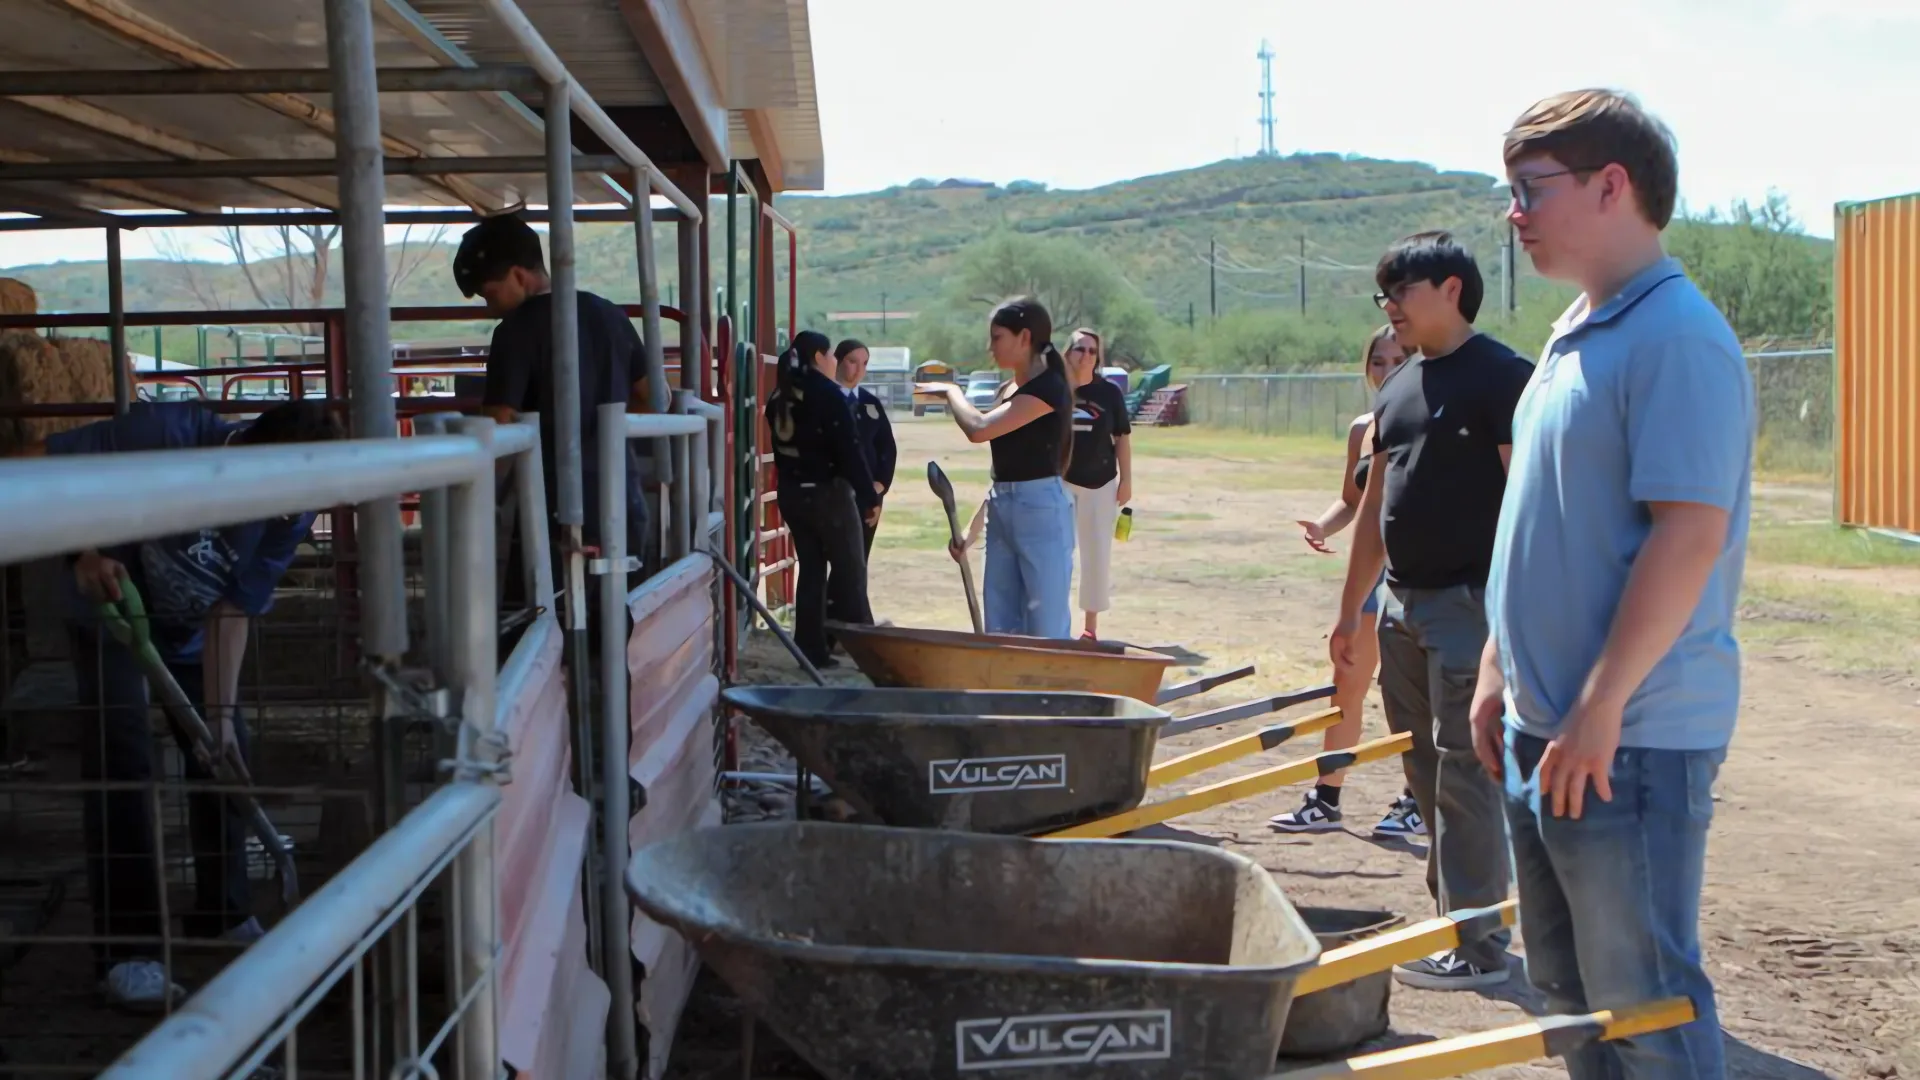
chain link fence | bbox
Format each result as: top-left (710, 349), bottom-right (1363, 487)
top-left (1186, 350), bottom-right (1835, 478)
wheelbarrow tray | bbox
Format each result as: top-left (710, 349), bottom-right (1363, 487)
top-left (628, 822), bottom-right (1320, 1080)
top-left (722, 685), bottom-right (1169, 835)
top-left (826, 622), bottom-right (1176, 703)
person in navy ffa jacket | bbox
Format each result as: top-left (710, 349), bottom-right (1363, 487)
top-left (765, 331), bottom-right (879, 667)
top-left (832, 338), bottom-right (897, 555)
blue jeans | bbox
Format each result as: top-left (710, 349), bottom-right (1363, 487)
top-left (983, 478), bottom-right (1075, 638)
top-left (1504, 729), bottom-right (1726, 1079)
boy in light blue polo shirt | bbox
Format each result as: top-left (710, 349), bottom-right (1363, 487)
top-left (1476, 90), bottom-right (1755, 1079)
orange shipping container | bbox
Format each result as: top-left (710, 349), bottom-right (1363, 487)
top-left (1835, 192), bottom-right (1920, 536)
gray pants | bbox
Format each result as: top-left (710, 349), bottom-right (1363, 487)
top-left (1378, 582), bottom-right (1512, 969)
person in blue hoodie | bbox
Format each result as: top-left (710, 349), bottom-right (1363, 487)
top-left (10, 399), bottom-right (341, 1010)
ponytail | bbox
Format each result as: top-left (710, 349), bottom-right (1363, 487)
top-left (775, 345), bottom-right (804, 394)
top-left (1041, 342), bottom-right (1073, 476)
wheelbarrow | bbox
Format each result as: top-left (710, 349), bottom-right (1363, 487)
top-left (824, 621), bottom-right (1252, 706)
top-left (722, 685), bottom-right (1402, 838)
top-left (628, 823), bottom-right (1696, 1080)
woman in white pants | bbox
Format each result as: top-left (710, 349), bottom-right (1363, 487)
top-left (1062, 329), bottom-right (1132, 640)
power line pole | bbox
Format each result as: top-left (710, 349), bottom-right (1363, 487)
top-left (1298, 235), bottom-right (1307, 316)
top-left (1503, 224), bottom-right (1517, 316)
top-left (1188, 302), bottom-right (1195, 331)
top-left (1208, 236), bottom-right (1217, 321)
top-left (1256, 40), bottom-right (1276, 158)
top-left (880, 291), bottom-right (889, 335)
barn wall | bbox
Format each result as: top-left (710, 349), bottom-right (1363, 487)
top-left (624, 555), bottom-right (722, 1080)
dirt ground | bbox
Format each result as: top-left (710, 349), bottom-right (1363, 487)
top-left (680, 415), bottom-right (1920, 1079)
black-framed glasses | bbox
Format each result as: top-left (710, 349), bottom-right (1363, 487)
top-left (1372, 281), bottom-right (1421, 310)
top-left (1509, 166), bottom-right (1596, 213)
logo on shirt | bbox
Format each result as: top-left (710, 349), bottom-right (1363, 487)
top-left (865, 403), bottom-right (881, 419)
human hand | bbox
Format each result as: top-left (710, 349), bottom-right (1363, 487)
top-left (947, 540), bottom-right (965, 564)
top-left (74, 551), bottom-right (127, 603)
top-left (1535, 698), bottom-right (1623, 819)
top-left (1469, 678), bottom-right (1506, 781)
top-left (873, 481), bottom-right (886, 495)
top-left (1117, 479), bottom-right (1132, 508)
top-left (1327, 612), bottom-right (1362, 674)
top-left (914, 382), bottom-right (959, 397)
top-left (1297, 519), bottom-right (1334, 555)
top-left (865, 505), bottom-right (880, 528)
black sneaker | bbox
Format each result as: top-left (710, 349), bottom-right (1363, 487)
top-left (1371, 795), bottom-right (1427, 838)
top-left (1268, 790), bottom-right (1343, 833)
top-left (1392, 950), bottom-right (1509, 990)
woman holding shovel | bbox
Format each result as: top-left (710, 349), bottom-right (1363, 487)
top-left (766, 330), bottom-right (879, 668)
top-left (918, 296), bottom-right (1075, 639)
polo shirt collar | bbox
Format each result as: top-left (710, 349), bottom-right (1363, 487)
top-left (1556, 255), bottom-right (1687, 335)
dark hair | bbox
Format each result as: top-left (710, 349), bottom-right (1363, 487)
top-left (240, 401), bottom-right (346, 445)
top-left (833, 338), bottom-right (868, 363)
top-left (1376, 232), bottom-right (1485, 323)
top-left (989, 296), bottom-right (1072, 476)
top-left (452, 213), bottom-right (547, 298)
top-left (777, 330), bottom-right (834, 392)
top-left (1503, 89), bottom-right (1679, 230)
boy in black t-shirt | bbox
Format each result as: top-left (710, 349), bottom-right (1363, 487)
top-left (1330, 232), bottom-right (1534, 991)
top-left (453, 213), bottom-right (653, 587)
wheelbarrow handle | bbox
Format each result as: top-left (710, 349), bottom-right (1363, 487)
top-left (1268, 996), bottom-right (1696, 1079)
top-left (1154, 664), bottom-right (1257, 706)
top-left (1147, 706), bottom-right (1342, 788)
top-left (1291, 900), bottom-right (1517, 996)
top-left (1160, 683), bottom-right (1338, 738)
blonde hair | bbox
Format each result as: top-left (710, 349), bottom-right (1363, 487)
top-left (1361, 325), bottom-right (1402, 390)
top-left (1069, 328), bottom-right (1102, 365)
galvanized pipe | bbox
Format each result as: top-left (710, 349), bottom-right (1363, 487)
top-left (676, 214), bottom-right (704, 392)
top-left (670, 432), bottom-right (692, 561)
top-left (475, 0), bottom-right (700, 221)
top-left (0, 153), bottom-right (626, 183)
top-left (634, 170), bottom-right (669, 416)
top-left (0, 206), bottom-right (687, 233)
top-left (512, 414), bottom-right (556, 609)
top-left (106, 226), bottom-right (129, 415)
top-left (325, 0), bottom-right (406, 658)
top-left (595, 402), bottom-right (639, 1080)
top-left (98, 782), bottom-right (500, 1080)
top-left (411, 414), bottom-right (460, 682)
top-left (545, 81), bottom-right (584, 528)
top-left (446, 417), bottom-right (502, 1080)
top-left (0, 437), bottom-right (484, 565)
top-left (676, 393), bottom-right (725, 516)
top-left (0, 65), bottom-right (545, 97)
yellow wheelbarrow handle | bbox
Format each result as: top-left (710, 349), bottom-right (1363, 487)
top-left (1148, 707), bottom-right (1342, 787)
top-left (1294, 901), bottom-right (1518, 996)
top-left (1270, 996), bottom-right (1697, 1079)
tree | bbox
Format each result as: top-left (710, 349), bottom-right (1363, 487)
top-left (1667, 193), bottom-right (1831, 345)
top-left (932, 232), bottom-right (1160, 364)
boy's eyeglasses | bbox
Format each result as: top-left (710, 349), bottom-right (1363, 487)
top-left (1372, 282), bottom-right (1422, 309)
top-left (1509, 166), bottom-right (1597, 213)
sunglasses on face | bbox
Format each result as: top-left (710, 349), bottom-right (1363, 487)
top-left (1068, 344), bottom-right (1096, 356)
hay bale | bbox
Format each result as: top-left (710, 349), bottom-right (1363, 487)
top-left (0, 331), bottom-right (118, 454)
top-left (0, 278), bottom-right (35, 317)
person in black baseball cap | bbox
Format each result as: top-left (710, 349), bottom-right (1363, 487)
top-left (455, 212), bottom-right (653, 588)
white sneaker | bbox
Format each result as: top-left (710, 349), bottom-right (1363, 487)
top-left (1392, 949), bottom-right (1509, 990)
top-left (1371, 795), bottom-right (1428, 838)
top-left (1268, 790), bottom-right (1344, 833)
top-left (101, 959), bottom-right (185, 1011)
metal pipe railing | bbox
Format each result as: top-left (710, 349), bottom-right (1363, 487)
top-left (594, 402), bottom-right (638, 1077)
top-left (476, 0), bottom-right (701, 222)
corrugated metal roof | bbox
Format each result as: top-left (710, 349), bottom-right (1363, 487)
top-left (0, 0), bottom-right (636, 213)
top-left (405, 0), bottom-right (666, 107)
top-left (695, 0), bottom-right (823, 191)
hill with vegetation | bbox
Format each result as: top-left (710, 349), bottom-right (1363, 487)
top-left (5, 153), bottom-right (1832, 373)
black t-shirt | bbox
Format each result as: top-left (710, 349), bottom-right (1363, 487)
top-left (765, 366), bottom-right (879, 513)
top-left (989, 366), bottom-right (1071, 483)
top-left (482, 290), bottom-right (648, 546)
top-left (1371, 333), bottom-right (1534, 589)
top-left (1065, 378), bottom-right (1132, 489)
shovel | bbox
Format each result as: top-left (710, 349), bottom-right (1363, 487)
top-left (926, 462), bottom-right (984, 634)
top-left (98, 577), bottom-right (299, 908)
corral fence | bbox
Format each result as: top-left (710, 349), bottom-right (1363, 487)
top-left (1186, 349), bottom-right (1836, 478)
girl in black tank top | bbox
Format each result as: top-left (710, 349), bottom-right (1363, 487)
top-left (1271, 325), bottom-right (1428, 837)
top-left (915, 296), bottom-right (1077, 638)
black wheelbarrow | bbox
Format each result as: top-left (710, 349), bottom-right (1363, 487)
top-left (628, 823), bottom-right (1700, 1080)
top-left (723, 685), bottom-right (1410, 839)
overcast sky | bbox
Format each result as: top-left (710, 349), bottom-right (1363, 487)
top-left (2, 0), bottom-right (1913, 269)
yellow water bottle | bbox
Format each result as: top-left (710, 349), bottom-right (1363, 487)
top-left (1114, 507), bottom-right (1133, 542)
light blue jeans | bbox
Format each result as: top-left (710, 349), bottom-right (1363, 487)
top-left (1504, 729), bottom-right (1726, 1080)
top-left (983, 478), bottom-right (1075, 639)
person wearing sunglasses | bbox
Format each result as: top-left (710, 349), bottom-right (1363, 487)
top-left (1329, 230), bottom-right (1534, 992)
top-left (1271, 324), bottom-right (1425, 839)
top-left (1060, 328), bottom-right (1131, 640)
top-left (1482, 90), bottom-right (1752, 1080)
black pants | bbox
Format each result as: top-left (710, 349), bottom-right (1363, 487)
top-left (778, 479), bottom-right (872, 665)
top-left (71, 628), bottom-right (253, 972)
top-left (861, 512), bottom-right (878, 560)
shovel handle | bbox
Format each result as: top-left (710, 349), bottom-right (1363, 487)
top-left (1269, 996), bottom-right (1696, 1080)
top-left (1292, 900), bottom-right (1518, 996)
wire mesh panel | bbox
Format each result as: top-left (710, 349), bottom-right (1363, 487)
top-left (1185, 374), bottom-right (1373, 439)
